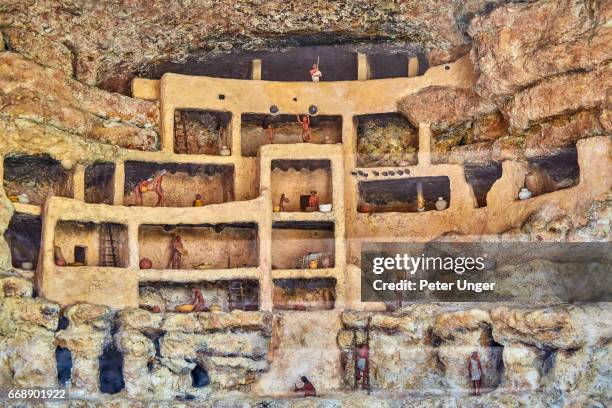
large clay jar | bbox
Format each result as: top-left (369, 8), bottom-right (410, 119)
top-left (308, 259), bottom-right (318, 269)
top-left (139, 257), bottom-right (153, 269)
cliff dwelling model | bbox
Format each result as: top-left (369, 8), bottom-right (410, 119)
top-left (0, 0), bottom-right (610, 406)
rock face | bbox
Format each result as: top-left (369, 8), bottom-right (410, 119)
top-left (0, 52), bottom-right (160, 152)
top-left (116, 309), bottom-right (272, 399)
top-left (469, 0), bottom-right (612, 101)
top-left (338, 304), bottom-right (610, 404)
top-left (1, 0), bottom-right (507, 90)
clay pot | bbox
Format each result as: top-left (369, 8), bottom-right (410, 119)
top-left (273, 205), bottom-right (281, 212)
top-left (519, 188), bottom-right (532, 200)
top-left (358, 203), bottom-right (372, 213)
top-left (309, 259), bottom-right (318, 269)
top-left (139, 257), bottom-right (153, 269)
top-left (219, 146), bottom-right (231, 156)
top-left (435, 197), bottom-right (448, 211)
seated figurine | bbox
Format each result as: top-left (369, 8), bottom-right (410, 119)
top-left (294, 376), bottom-right (316, 397)
top-left (193, 194), bottom-right (204, 207)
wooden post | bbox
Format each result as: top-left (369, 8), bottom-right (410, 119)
top-left (408, 56), bottom-right (419, 77)
top-left (251, 59), bottom-right (262, 80)
top-left (73, 164), bottom-right (85, 201)
top-left (113, 161), bottom-right (125, 206)
top-left (357, 53), bottom-right (369, 81)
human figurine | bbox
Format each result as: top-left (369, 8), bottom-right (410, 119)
top-left (308, 191), bottom-right (319, 209)
top-left (294, 376), bottom-right (316, 397)
top-left (134, 169), bottom-right (167, 207)
top-left (193, 194), bottom-right (204, 207)
top-left (296, 114), bottom-right (311, 142)
top-left (309, 63), bottom-right (322, 82)
top-left (191, 288), bottom-right (206, 312)
top-left (263, 115), bottom-right (275, 144)
top-left (355, 343), bottom-right (370, 389)
top-left (169, 235), bottom-right (188, 269)
top-left (279, 194), bottom-right (290, 211)
top-left (468, 351), bottom-right (483, 396)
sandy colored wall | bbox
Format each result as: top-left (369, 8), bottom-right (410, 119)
top-left (271, 228), bottom-right (334, 270)
top-left (124, 171), bottom-right (232, 207)
top-left (271, 168), bottom-right (332, 212)
top-left (139, 225), bottom-right (258, 270)
top-left (54, 221), bottom-right (101, 266)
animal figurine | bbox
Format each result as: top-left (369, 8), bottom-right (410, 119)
top-left (134, 169), bottom-right (167, 206)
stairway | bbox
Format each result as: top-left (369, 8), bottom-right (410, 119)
top-left (100, 224), bottom-right (119, 267)
top-left (174, 111), bottom-right (188, 154)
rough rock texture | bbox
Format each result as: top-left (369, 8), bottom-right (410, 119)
top-left (0, 52), bottom-right (160, 153)
top-left (339, 304), bottom-right (611, 405)
top-left (116, 309), bottom-right (272, 399)
top-left (1, 0), bottom-right (511, 90)
top-left (469, 0), bottom-right (612, 101)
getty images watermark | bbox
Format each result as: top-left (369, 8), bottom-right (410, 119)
top-left (361, 242), bottom-right (611, 303)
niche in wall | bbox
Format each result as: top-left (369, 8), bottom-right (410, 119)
top-left (174, 109), bottom-right (232, 155)
top-left (3, 154), bottom-right (74, 205)
top-left (464, 162), bottom-right (503, 208)
top-left (241, 114), bottom-right (342, 156)
top-left (124, 161), bottom-right (234, 207)
top-left (356, 113), bottom-right (418, 167)
top-left (139, 280), bottom-right (260, 312)
top-left (358, 176), bottom-right (451, 213)
top-left (138, 223), bottom-right (258, 270)
top-left (272, 221), bottom-right (334, 270)
top-left (525, 147), bottom-right (579, 197)
top-left (4, 213), bottom-right (41, 270)
top-left (53, 221), bottom-right (128, 267)
top-left (271, 160), bottom-right (332, 212)
top-left (85, 162), bottom-right (115, 204)
top-left (273, 278), bottom-right (336, 310)
top-left (99, 343), bottom-right (125, 394)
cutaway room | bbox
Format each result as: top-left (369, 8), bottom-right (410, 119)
top-left (520, 147), bottom-right (580, 199)
top-left (174, 109), bottom-right (232, 155)
top-left (139, 280), bottom-right (259, 312)
top-left (356, 113), bottom-right (418, 167)
top-left (85, 162), bottom-right (115, 204)
top-left (241, 114), bottom-right (342, 156)
top-left (124, 161), bottom-right (234, 207)
top-left (3, 154), bottom-right (74, 205)
top-left (358, 176), bottom-right (451, 213)
top-left (53, 221), bottom-right (128, 267)
top-left (4, 213), bottom-right (41, 271)
top-left (273, 278), bottom-right (336, 310)
top-left (271, 221), bottom-right (334, 270)
top-left (138, 223), bottom-right (258, 270)
top-left (464, 162), bottom-right (503, 208)
top-left (271, 160), bottom-right (332, 213)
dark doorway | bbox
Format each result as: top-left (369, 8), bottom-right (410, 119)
top-left (191, 364), bottom-right (210, 388)
top-left (99, 344), bottom-right (125, 394)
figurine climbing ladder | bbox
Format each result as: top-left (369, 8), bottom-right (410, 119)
top-left (101, 224), bottom-right (119, 267)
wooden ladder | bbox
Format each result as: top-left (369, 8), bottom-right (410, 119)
top-left (228, 281), bottom-right (245, 310)
top-left (101, 224), bottom-right (118, 267)
top-left (174, 111), bottom-right (188, 154)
